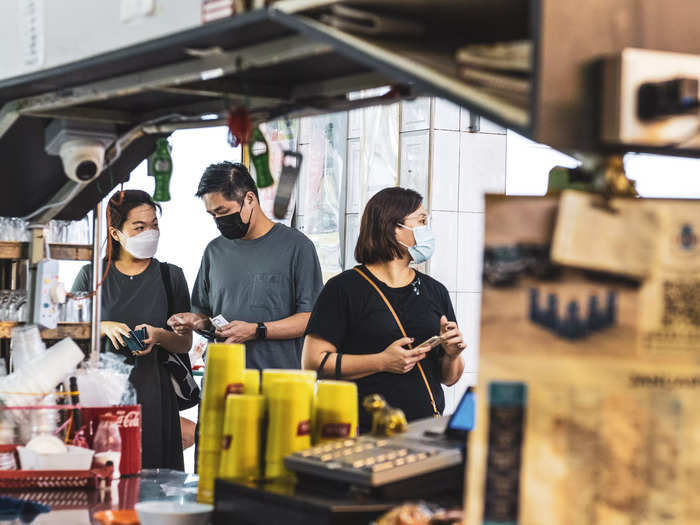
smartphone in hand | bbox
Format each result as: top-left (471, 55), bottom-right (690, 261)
top-left (414, 335), bottom-right (442, 351)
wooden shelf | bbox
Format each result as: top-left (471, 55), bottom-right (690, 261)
top-left (0, 322), bottom-right (91, 340)
top-left (0, 242), bottom-right (92, 261)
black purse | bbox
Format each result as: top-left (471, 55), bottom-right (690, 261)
top-left (159, 262), bottom-right (200, 411)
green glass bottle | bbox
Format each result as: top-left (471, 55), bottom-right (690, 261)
top-left (149, 138), bottom-right (172, 202)
top-left (250, 127), bottom-right (274, 189)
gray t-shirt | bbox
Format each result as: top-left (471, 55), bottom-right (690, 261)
top-left (191, 223), bottom-right (323, 370)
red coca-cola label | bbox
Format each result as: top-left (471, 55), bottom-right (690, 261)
top-left (321, 423), bottom-right (352, 439)
top-left (222, 435), bottom-right (232, 450)
top-left (116, 410), bottom-right (141, 428)
top-left (296, 420), bottom-right (311, 436)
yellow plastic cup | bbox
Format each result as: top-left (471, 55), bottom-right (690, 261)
top-left (197, 343), bottom-right (245, 503)
top-left (261, 369), bottom-right (316, 397)
top-left (219, 394), bottom-right (265, 480)
top-left (196, 450), bottom-right (220, 504)
top-left (243, 369), bottom-right (261, 394)
top-left (313, 380), bottom-right (358, 445)
top-left (264, 379), bottom-right (313, 479)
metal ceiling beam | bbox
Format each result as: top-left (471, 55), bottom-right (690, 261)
top-left (22, 106), bottom-right (138, 125)
top-left (290, 71), bottom-right (390, 99)
top-left (31, 181), bottom-right (86, 225)
top-left (0, 34), bottom-right (332, 140)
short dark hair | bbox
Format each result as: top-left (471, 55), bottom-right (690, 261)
top-left (195, 161), bottom-right (259, 202)
top-left (355, 187), bottom-right (423, 265)
top-left (107, 190), bottom-right (161, 258)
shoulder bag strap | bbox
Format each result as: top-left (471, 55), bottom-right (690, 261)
top-left (159, 262), bottom-right (174, 320)
top-left (353, 267), bottom-right (439, 417)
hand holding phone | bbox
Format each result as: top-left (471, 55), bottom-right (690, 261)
top-left (414, 335), bottom-right (442, 351)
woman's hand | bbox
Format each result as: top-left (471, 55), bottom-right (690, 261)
top-left (378, 337), bottom-right (431, 374)
top-left (134, 323), bottom-right (162, 357)
top-left (439, 316), bottom-right (466, 358)
top-left (167, 312), bottom-right (208, 336)
top-left (101, 321), bottom-right (131, 349)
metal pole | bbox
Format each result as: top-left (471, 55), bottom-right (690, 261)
top-left (90, 204), bottom-right (102, 365)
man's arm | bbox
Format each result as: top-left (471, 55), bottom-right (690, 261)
top-left (215, 312), bottom-right (310, 344)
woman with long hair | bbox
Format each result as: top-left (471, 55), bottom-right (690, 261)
top-left (72, 190), bottom-right (192, 469)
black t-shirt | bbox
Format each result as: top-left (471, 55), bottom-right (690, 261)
top-left (306, 265), bottom-right (456, 433)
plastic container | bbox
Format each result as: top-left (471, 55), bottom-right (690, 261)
top-left (313, 380), bottom-right (358, 445)
top-left (9, 325), bottom-right (45, 372)
top-left (219, 394), bottom-right (264, 480)
top-left (93, 414), bottom-right (122, 479)
top-left (135, 501), bottom-right (213, 525)
top-left (17, 445), bottom-right (95, 470)
top-left (265, 379), bottom-right (313, 479)
top-left (243, 369), bottom-right (260, 394)
top-left (197, 343), bottom-right (245, 503)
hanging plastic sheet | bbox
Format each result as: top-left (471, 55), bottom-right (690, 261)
top-left (360, 99), bottom-right (400, 208)
top-left (299, 112), bottom-right (348, 281)
top-left (254, 120), bottom-right (300, 227)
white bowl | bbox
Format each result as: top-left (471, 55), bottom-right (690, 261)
top-left (17, 445), bottom-right (95, 470)
top-left (135, 501), bottom-right (213, 525)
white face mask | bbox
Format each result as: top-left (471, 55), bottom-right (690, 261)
top-left (398, 223), bottom-right (436, 264)
top-left (118, 229), bottom-right (159, 259)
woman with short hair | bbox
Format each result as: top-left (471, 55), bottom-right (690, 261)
top-left (302, 187), bottom-right (466, 432)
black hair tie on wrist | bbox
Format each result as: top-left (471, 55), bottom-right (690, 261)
top-left (335, 353), bottom-right (343, 379)
top-left (317, 351), bottom-right (331, 377)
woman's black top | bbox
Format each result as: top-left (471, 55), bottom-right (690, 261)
top-left (306, 266), bottom-right (456, 433)
top-left (73, 259), bottom-right (190, 470)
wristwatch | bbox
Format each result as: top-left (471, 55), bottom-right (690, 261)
top-left (256, 322), bottom-right (267, 340)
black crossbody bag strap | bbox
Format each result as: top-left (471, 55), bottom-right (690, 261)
top-left (159, 262), bottom-right (199, 411)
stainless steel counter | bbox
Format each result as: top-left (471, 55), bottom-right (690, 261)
top-left (16, 469), bottom-right (199, 525)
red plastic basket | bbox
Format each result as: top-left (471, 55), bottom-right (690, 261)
top-left (0, 466), bottom-right (113, 490)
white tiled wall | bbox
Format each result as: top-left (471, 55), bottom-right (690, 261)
top-left (400, 130), bottom-right (430, 199)
top-left (433, 98), bottom-right (461, 131)
top-left (430, 210), bottom-right (459, 293)
top-left (457, 212), bottom-right (484, 294)
top-left (430, 130), bottom-right (460, 212)
top-left (459, 133), bottom-right (507, 213)
top-left (400, 97), bottom-right (431, 132)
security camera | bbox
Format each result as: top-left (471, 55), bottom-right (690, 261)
top-left (45, 120), bottom-right (116, 184)
top-left (58, 139), bottom-right (106, 183)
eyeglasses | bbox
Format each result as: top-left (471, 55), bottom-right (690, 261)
top-left (402, 213), bottom-right (431, 227)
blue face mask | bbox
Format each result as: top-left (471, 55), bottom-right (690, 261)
top-left (398, 224), bottom-right (436, 264)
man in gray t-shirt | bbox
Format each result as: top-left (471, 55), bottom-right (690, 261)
top-left (169, 161), bottom-right (322, 370)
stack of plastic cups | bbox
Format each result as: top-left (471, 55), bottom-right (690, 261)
top-left (264, 379), bottom-right (313, 479)
top-left (9, 325), bottom-right (46, 372)
top-left (218, 394), bottom-right (265, 480)
top-left (197, 343), bottom-right (245, 504)
top-left (0, 338), bottom-right (83, 426)
top-left (313, 380), bottom-right (359, 445)
top-left (243, 369), bottom-right (260, 394)
top-left (261, 369), bottom-right (316, 410)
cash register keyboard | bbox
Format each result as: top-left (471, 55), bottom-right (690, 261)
top-left (284, 436), bottom-right (462, 487)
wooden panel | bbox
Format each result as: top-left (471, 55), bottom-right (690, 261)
top-left (534, 0), bottom-right (700, 152)
top-left (0, 322), bottom-right (91, 340)
top-left (0, 242), bottom-right (92, 261)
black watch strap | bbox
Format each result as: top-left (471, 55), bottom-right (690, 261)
top-left (256, 322), bottom-right (267, 340)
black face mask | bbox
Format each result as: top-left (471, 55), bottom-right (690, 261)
top-left (215, 201), bottom-right (253, 240)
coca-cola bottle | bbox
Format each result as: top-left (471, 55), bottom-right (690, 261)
top-left (93, 414), bottom-right (122, 479)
